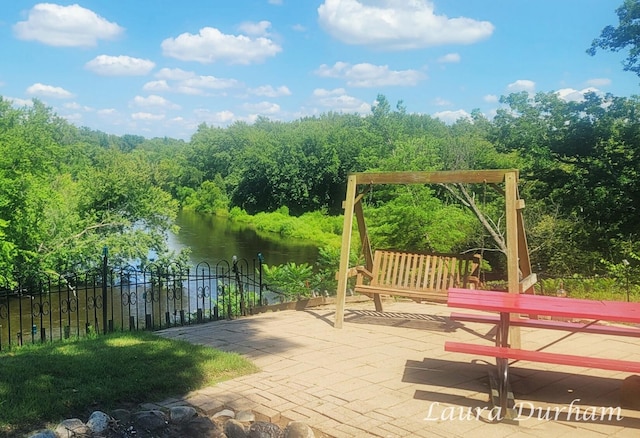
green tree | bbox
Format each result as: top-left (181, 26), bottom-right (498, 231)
top-left (588, 0), bottom-right (640, 77)
top-left (184, 176), bottom-right (229, 214)
top-left (492, 91), bottom-right (640, 274)
top-left (366, 186), bottom-right (477, 253)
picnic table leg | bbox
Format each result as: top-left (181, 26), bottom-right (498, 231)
top-left (496, 312), bottom-right (510, 415)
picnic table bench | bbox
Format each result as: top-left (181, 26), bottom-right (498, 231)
top-left (445, 288), bottom-right (640, 415)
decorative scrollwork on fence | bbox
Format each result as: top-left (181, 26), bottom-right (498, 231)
top-left (61, 297), bottom-right (78, 314)
top-left (166, 282), bottom-right (183, 301)
top-left (32, 301), bottom-right (50, 318)
top-left (0, 256), bottom-right (263, 351)
top-left (86, 295), bottom-right (103, 310)
top-left (197, 285), bottom-right (210, 299)
top-left (144, 289), bottom-right (159, 303)
top-left (121, 291), bottom-right (137, 306)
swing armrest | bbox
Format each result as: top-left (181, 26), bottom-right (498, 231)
top-left (335, 266), bottom-right (372, 285)
top-left (355, 266), bottom-right (373, 281)
top-left (464, 275), bottom-right (481, 289)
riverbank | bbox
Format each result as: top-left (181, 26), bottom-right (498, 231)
top-left (226, 206), bottom-right (343, 249)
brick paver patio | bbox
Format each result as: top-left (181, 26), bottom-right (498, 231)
top-left (156, 300), bottom-right (640, 437)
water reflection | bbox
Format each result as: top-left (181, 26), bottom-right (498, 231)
top-left (169, 210), bottom-right (319, 268)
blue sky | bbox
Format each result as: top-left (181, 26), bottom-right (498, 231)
top-left (1, 1), bottom-right (637, 140)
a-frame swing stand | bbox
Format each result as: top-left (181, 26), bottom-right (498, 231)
top-left (333, 169), bottom-right (537, 335)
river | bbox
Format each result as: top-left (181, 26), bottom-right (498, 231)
top-left (168, 210), bottom-right (320, 268)
top-left (0, 211), bottom-right (322, 349)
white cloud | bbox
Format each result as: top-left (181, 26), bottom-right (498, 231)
top-left (64, 102), bottom-right (81, 110)
top-left (13, 3), bottom-right (123, 47)
top-left (155, 68), bottom-right (196, 81)
top-left (131, 95), bottom-right (180, 109)
top-left (98, 108), bottom-right (117, 116)
top-left (193, 109), bottom-right (237, 125)
top-left (311, 88), bottom-right (370, 114)
top-left (85, 55), bottom-right (155, 76)
top-left (161, 27), bottom-right (282, 64)
top-left (585, 78), bottom-right (611, 87)
top-left (8, 97), bottom-right (34, 107)
top-left (313, 87), bottom-right (347, 97)
top-left (63, 112), bottom-right (83, 121)
top-left (433, 97), bottom-right (451, 106)
top-left (248, 85), bottom-right (292, 97)
top-left (182, 76), bottom-right (241, 90)
top-left (317, 0), bottom-right (494, 50)
top-left (26, 83), bottom-right (73, 99)
top-left (556, 87), bottom-right (600, 102)
top-left (438, 53), bottom-right (461, 63)
top-left (145, 69), bottom-right (242, 95)
top-left (315, 62), bottom-right (425, 87)
top-left (484, 94), bottom-right (499, 103)
top-left (238, 21), bottom-right (272, 37)
top-left (507, 79), bottom-right (536, 93)
top-left (143, 80), bottom-right (171, 92)
top-left (131, 112), bottom-right (165, 121)
top-left (242, 101), bottom-right (281, 114)
top-left (174, 86), bottom-right (207, 96)
top-left (433, 109), bottom-right (471, 124)
top-left (64, 102), bottom-right (92, 112)
top-left (292, 24), bottom-right (307, 32)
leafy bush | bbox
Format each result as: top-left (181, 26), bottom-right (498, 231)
top-left (215, 284), bottom-right (260, 317)
top-left (262, 262), bottom-right (314, 299)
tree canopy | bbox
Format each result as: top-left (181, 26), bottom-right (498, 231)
top-left (0, 98), bottom-right (181, 284)
top-left (2, 84), bottom-right (640, 281)
top-left (588, 0), bottom-right (640, 77)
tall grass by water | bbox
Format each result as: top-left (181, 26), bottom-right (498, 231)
top-left (229, 207), bottom-right (343, 248)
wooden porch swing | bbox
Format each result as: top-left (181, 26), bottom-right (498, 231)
top-left (334, 169), bottom-right (537, 329)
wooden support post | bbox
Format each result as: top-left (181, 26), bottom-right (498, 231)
top-left (516, 193), bottom-right (534, 295)
top-left (505, 171), bottom-right (521, 348)
top-left (355, 198), bottom-right (382, 311)
top-left (335, 175), bottom-right (357, 328)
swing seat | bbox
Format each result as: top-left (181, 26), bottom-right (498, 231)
top-left (350, 250), bottom-right (481, 307)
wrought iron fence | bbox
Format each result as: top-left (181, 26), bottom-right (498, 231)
top-left (0, 257), bottom-right (266, 351)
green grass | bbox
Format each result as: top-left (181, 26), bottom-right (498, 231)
top-left (535, 277), bottom-right (640, 301)
top-left (229, 207), bottom-right (343, 248)
top-left (0, 331), bottom-right (258, 436)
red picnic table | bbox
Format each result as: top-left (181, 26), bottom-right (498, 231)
top-left (446, 288), bottom-right (640, 415)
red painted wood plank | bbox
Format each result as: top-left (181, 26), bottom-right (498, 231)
top-left (447, 288), bottom-right (640, 324)
top-left (449, 312), bottom-right (640, 337)
top-left (445, 341), bottom-right (640, 373)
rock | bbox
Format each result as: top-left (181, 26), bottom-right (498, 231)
top-left (284, 421), bottom-right (315, 438)
top-left (54, 418), bottom-right (91, 437)
top-left (182, 416), bottom-right (226, 438)
top-left (28, 430), bottom-right (57, 438)
top-left (213, 408), bottom-right (236, 419)
top-left (111, 408), bottom-right (131, 424)
top-left (621, 374), bottom-right (640, 409)
top-left (86, 410), bottom-right (111, 434)
top-left (133, 409), bottom-right (168, 431)
top-left (170, 405), bottom-right (197, 424)
top-left (29, 400), bottom-right (295, 438)
top-left (248, 421), bottom-right (282, 438)
top-left (236, 410), bottom-right (256, 423)
top-left (225, 418), bottom-right (248, 438)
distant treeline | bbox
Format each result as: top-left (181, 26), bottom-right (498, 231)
top-left (2, 92), bottom-right (640, 285)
